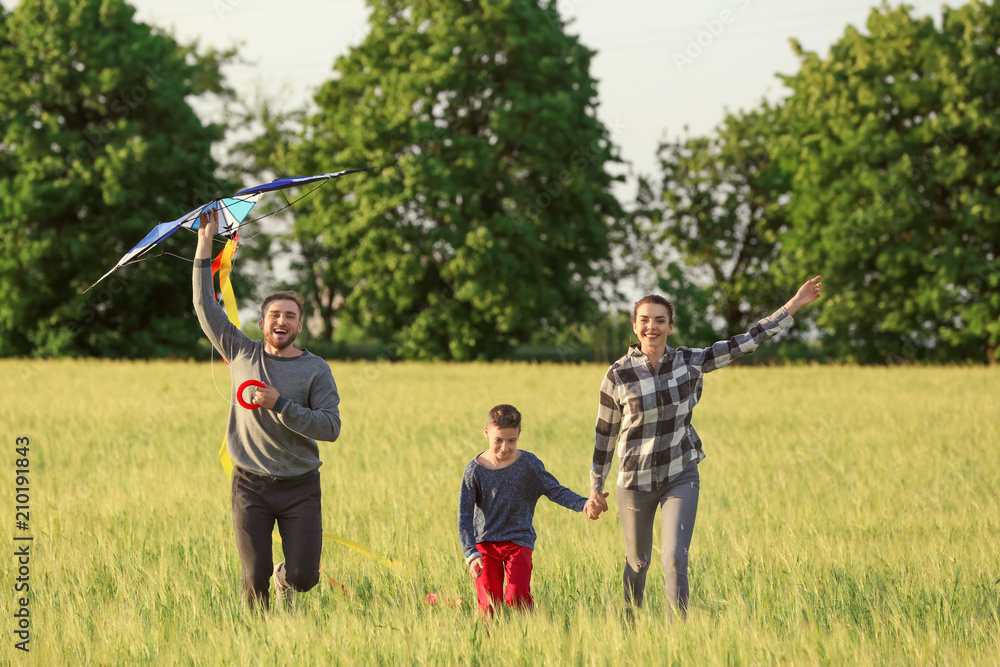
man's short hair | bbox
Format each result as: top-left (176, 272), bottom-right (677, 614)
top-left (260, 291), bottom-right (304, 320)
top-left (487, 404), bottom-right (522, 430)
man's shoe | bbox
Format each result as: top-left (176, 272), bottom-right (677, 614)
top-left (273, 562), bottom-right (297, 611)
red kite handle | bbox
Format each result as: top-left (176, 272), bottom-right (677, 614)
top-left (237, 380), bottom-right (267, 410)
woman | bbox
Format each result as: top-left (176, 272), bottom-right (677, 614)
top-left (582, 277), bottom-right (822, 619)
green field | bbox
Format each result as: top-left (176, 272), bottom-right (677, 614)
top-left (2, 360), bottom-right (999, 665)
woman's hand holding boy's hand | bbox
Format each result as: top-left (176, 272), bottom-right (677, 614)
top-left (584, 492), bottom-right (609, 520)
top-left (468, 556), bottom-right (483, 579)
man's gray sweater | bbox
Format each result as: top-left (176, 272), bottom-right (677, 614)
top-left (193, 258), bottom-right (341, 477)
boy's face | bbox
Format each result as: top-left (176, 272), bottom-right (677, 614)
top-left (483, 424), bottom-right (520, 462)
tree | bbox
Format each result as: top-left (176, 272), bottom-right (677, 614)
top-left (280, 0), bottom-right (626, 360)
top-left (222, 97), bottom-right (308, 326)
top-left (773, 1), bottom-right (1000, 364)
top-left (0, 0), bottom-right (235, 357)
top-left (633, 105), bottom-right (791, 347)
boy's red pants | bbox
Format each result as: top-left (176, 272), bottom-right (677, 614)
top-left (474, 541), bottom-right (533, 615)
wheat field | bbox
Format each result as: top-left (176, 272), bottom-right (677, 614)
top-left (1, 359), bottom-right (998, 665)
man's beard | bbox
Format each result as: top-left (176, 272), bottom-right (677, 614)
top-left (265, 329), bottom-right (298, 351)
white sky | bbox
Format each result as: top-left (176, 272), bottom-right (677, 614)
top-left (2, 0), bottom-right (954, 180)
top-left (0, 0), bottom-right (958, 313)
top-left (121, 0), bottom-right (953, 181)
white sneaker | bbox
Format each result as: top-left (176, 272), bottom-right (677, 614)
top-left (273, 562), bottom-right (297, 611)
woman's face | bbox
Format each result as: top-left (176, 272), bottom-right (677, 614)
top-left (632, 303), bottom-right (674, 347)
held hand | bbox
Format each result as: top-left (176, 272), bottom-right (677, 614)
top-left (784, 275), bottom-right (822, 316)
top-left (468, 557), bottom-right (483, 579)
top-left (199, 204), bottom-right (220, 238)
top-left (584, 492), bottom-right (609, 520)
top-left (252, 383), bottom-right (280, 410)
top-left (195, 205), bottom-right (220, 259)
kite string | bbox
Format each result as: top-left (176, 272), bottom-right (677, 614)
top-left (231, 177), bottom-right (334, 231)
top-left (87, 168), bottom-right (371, 292)
top-left (115, 174), bottom-right (349, 272)
top-left (205, 226), bottom-right (401, 572)
top-left (209, 236), bottom-right (242, 407)
top-left (211, 345), bottom-right (234, 407)
top-left (119, 230), bottom-right (232, 406)
top-left (115, 182), bottom-right (322, 270)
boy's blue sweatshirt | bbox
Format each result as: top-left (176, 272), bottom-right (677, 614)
top-left (458, 450), bottom-right (587, 564)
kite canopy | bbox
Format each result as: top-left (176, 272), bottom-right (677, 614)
top-left (85, 169), bottom-right (369, 292)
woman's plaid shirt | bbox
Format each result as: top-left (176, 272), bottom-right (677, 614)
top-left (591, 307), bottom-right (794, 493)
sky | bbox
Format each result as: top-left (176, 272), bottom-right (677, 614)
top-left (109, 0), bottom-right (954, 182)
top-left (0, 0), bottom-right (962, 321)
top-left (2, 0), bottom-right (955, 181)
top-left (1, 0), bottom-right (956, 306)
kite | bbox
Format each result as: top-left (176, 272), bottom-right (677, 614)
top-left (85, 169), bottom-right (370, 292)
top-left (85, 167), bottom-right (398, 570)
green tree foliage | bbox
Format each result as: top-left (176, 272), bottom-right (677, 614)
top-left (283, 0), bottom-right (626, 360)
top-left (222, 98), bottom-right (307, 318)
top-left (634, 106), bottom-right (790, 346)
top-left (0, 0), bottom-right (234, 357)
top-left (774, 1), bottom-right (1000, 364)
top-left (227, 96), bottom-right (355, 344)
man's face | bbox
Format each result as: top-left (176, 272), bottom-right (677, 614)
top-left (259, 299), bottom-right (303, 351)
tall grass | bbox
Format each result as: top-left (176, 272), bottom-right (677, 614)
top-left (1, 360), bottom-right (998, 664)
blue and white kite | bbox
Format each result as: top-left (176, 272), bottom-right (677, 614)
top-left (86, 169), bottom-right (369, 291)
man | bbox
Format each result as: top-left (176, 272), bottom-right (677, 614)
top-left (193, 206), bottom-right (341, 610)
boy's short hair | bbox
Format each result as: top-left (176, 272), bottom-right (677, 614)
top-left (260, 291), bottom-right (304, 320)
top-left (487, 404), bottom-right (522, 430)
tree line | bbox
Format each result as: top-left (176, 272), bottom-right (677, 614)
top-left (1, 0), bottom-right (997, 363)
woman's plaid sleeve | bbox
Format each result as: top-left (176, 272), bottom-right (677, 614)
top-left (590, 366), bottom-right (621, 494)
top-left (692, 307), bottom-right (794, 373)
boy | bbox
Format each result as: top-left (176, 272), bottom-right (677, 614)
top-left (458, 404), bottom-right (606, 616)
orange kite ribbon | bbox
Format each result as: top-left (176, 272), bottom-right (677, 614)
top-left (211, 234), bottom-right (240, 478)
